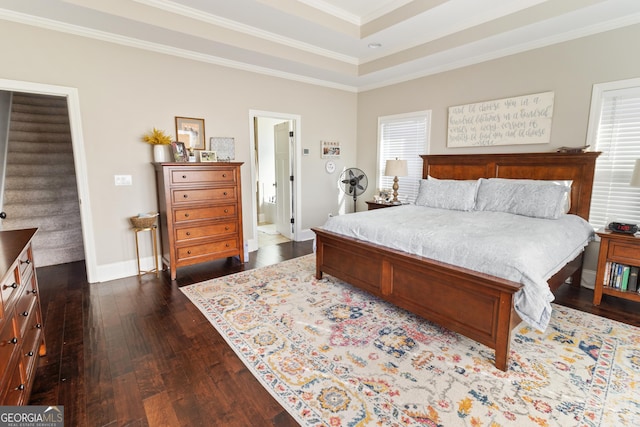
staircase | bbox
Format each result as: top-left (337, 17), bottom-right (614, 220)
top-left (2, 93), bottom-right (84, 267)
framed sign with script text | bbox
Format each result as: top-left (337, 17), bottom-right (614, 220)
top-left (447, 91), bottom-right (554, 147)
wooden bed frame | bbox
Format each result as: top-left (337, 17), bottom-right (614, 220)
top-left (312, 152), bottom-right (600, 371)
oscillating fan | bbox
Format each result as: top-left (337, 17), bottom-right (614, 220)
top-left (339, 168), bottom-right (368, 212)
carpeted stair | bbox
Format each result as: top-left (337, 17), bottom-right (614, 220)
top-left (2, 93), bottom-right (84, 266)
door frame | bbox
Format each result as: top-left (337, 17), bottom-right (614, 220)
top-left (248, 110), bottom-right (301, 250)
top-left (0, 78), bottom-right (97, 282)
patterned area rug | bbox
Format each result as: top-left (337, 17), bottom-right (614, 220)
top-left (180, 255), bottom-right (640, 427)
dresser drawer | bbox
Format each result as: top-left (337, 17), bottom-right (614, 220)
top-left (172, 187), bottom-right (237, 204)
top-left (14, 295), bottom-right (37, 338)
top-left (170, 168), bottom-right (237, 185)
top-left (175, 221), bottom-right (238, 242)
top-left (607, 241), bottom-right (640, 265)
top-left (1, 267), bottom-right (20, 310)
top-left (174, 204), bottom-right (237, 223)
top-left (176, 238), bottom-right (239, 262)
top-left (17, 248), bottom-right (34, 280)
top-left (0, 317), bottom-right (19, 382)
top-left (1, 361), bottom-right (25, 406)
top-left (21, 311), bottom-right (42, 377)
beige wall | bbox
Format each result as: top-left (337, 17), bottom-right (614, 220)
top-left (0, 21), bottom-right (357, 280)
top-left (357, 24), bottom-right (640, 203)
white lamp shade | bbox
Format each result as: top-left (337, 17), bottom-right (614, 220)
top-left (631, 159), bottom-right (640, 187)
top-left (385, 159), bottom-right (408, 177)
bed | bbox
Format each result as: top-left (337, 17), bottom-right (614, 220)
top-left (312, 152), bottom-right (600, 371)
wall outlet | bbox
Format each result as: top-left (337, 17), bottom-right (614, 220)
top-left (114, 175), bottom-right (132, 186)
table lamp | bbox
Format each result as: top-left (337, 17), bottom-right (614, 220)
top-left (385, 159), bottom-right (408, 203)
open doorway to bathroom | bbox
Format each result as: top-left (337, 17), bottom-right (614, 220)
top-left (254, 116), bottom-right (294, 248)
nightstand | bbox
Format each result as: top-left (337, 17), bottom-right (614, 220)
top-left (593, 230), bottom-right (640, 305)
top-left (366, 201), bottom-right (402, 210)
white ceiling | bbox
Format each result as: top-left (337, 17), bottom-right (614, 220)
top-left (1, 0), bottom-right (639, 92)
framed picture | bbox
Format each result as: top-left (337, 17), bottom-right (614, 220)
top-left (209, 137), bottom-right (235, 161)
top-left (175, 116), bottom-right (205, 150)
top-left (171, 141), bottom-right (187, 162)
top-left (321, 140), bottom-right (340, 158)
top-left (199, 150), bottom-right (217, 162)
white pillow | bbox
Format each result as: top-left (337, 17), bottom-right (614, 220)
top-left (475, 178), bottom-right (571, 219)
top-left (414, 177), bottom-right (478, 211)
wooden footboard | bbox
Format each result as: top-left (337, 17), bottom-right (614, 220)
top-left (313, 227), bottom-right (523, 371)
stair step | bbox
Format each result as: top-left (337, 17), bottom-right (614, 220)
top-left (9, 111), bottom-right (69, 125)
top-left (2, 211), bottom-right (82, 232)
top-left (7, 141), bottom-right (73, 154)
top-left (4, 175), bottom-right (78, 190)
top-left (7, 131), bottom-right (72, 144)
top-left (32, 228), bottom-right (83, 249)
top-left (5, 163), bottom-right (76, 176)
top-left (34, 245), bottom-right (85, 268)
top-left (4, 187), bottom-right (80, 204)
top-left (6, 151), bottom-right (77, 165)
top-left (10, 121), bottom-right (71, 134)
top-left (3, 200), bottom-right (81, 217)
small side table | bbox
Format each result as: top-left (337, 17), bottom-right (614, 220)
top-left (133, 225), bottom-right (160, 277)
top-left (366, 200), bottom-right (403, 210)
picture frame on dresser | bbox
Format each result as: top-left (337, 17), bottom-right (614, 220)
top-left (175, 116), bottom-right (205, 150)
top-left (199, 150), bottom-right (217, 162)
top-left (171, 141), bottom-right (187, 162)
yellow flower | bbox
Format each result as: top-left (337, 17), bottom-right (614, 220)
top-left (142, 127), bottom-right (172, 145)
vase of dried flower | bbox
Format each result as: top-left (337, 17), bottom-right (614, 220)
top-left (153, 144), bottom-right (168, 163)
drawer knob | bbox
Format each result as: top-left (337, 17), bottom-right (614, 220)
top-left (22, 311), bottom-right (29, 317)
top-left (16, 384), bottom-right (25, 391)
top-left (225, 226), bottom-right (229, 231)
top-left (224, 209), bottom-right (229, 213)
top-left (3, 282), bottom-right (18, 290)
top-left (222, 173), bottom-right (227, 178)
top-left (26, 351), bottom-right (34, 357)
top-left (10, 337), bottom-right (18, 344)
top-left (182, 175), bottom-right (187, 179)
top-left (31, 289), bottom-right (37, 295)
top-left (187, 250), bottom-right (192, 255)
top-left (186, 231), bottom-right (191, 236)
top-left (36, 323), bottom-right (42, 329)
top-left (21, 259), bottom-right (31, 265)
top-left (183, 194), bottom-right (188, 198)
top-left (225, 243), bottom-right (230, 248)
top-left (184, 213), bottom-right (190, 218)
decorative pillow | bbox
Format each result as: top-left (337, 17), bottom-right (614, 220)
top-left (475, 178), bottom-right (570, 219)
top-left (414, 177), bottom-right (478, 211)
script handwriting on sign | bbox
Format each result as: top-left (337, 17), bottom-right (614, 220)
top-left (447, 92), bottom-right (554, 147)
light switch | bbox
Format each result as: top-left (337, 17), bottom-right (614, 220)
top-left (114, 175), bottom-right (132, 186)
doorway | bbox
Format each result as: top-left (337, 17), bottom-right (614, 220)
top-left (249, 111), bottom-right (301, 250)
top-left (0, 79), bottom-right (96, 282)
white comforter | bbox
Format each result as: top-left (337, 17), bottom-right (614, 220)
top-left (320, 205), bottom-right (594, 331)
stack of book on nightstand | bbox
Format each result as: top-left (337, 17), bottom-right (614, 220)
top-left (603, 262), bottom-right (640, 292)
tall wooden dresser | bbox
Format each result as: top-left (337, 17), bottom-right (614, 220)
top-left (154, 162), bottom-right (245, 280)
top-left (0, 228), bottom-right (46, 405)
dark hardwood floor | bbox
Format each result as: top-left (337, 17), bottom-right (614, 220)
top-left (29, 241), bottom-right (640, 426)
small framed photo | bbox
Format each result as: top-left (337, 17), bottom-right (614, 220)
top-left (175, 116), bottom-right (205, 150)
top-left (199, 150), bottom-right (217, 162)
top-left (321, 140), bottom-right (340, 158)
top-left (171, 141), bottom-right (187, 162)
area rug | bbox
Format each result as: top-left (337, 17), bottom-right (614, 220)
top-left (181, 254), bottom-right (640, 427)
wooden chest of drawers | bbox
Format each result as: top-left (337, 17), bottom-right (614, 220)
top-left (154, 162), bottom-right (245, 280)
top-left (0, 228), bottom-right (46, 405)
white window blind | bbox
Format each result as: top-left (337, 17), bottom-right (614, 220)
top-left (587, 79), bottom-right (640, 231)
top-left (377, 111), bottom-right (431, 203)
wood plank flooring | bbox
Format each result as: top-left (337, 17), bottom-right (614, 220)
top-left (29, 241), bottom-right (640, 426)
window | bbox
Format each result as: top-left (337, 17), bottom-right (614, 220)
top-left (587, 78), bottom-right (640, 231)
top-left (377, 111), bottom-right (431, 203)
